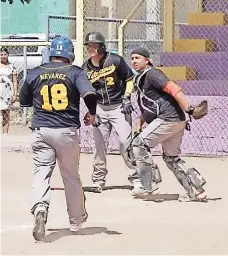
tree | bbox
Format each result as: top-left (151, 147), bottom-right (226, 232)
top-left (1, 0), bottom-right (32, 4)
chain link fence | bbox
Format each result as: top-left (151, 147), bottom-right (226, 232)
top-left (79, 0), bottom-right (164, 154)
top-left (0, 43), bottom-right (48, 134)
top-left (1, 0), bottom-right (227, 156)
top-left (47, 0), bottom-right (228, 156)
top-left (162, 0), bottom-right (228, 155)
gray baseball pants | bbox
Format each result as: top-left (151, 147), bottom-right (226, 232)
top-left (30, 127), bottom-right (86, 225)
top-left (92, 103), bottom-right (139, 186)
top-left (140, 118), bottom-right (186, 156)
top-left (138, 118), bottom-right (207, 196)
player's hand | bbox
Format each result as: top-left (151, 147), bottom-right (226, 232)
top-left (92, 114), bottom-right (102, 128)
top-left (121, 97), bottom-right (134, 115)
top-left (83, 112), bottom-right (95, 126)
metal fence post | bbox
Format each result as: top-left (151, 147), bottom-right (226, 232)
top-left (163, 0), bottom-right (174, 52)
top-left (76, 0), bottom-right (85, 66)
top-left (22, 45), bottom-right (27, 125)
top-left (198, 0), bottom-right (203, 12)
top-left (118, 0), bottom-right (145, 57)
top-left (69, 0), bottom-right (76, 40)
top-left (45, 15), bottom-right (50, 42)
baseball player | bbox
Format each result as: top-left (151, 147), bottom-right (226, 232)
top-left (82, 32), bottom-right (140, 193)
top-left (126, 46), bottom-right (208, 202)
top-left (19, 36), bottom-right (97, 241)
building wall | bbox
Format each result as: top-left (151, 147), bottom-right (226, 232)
top-left (1, 0), bottom-right (70, 35)
top-left (1, 0), bottom-right (199, 39)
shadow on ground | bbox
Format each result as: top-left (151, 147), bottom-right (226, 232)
top-left (51, 185), bottom-right (134, 191)
top-left (44, 226), bottom-right (122, 243)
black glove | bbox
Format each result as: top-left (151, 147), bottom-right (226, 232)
top-left (121, 97), bottom-right (134, 115)
top-left (92, 114), bottom-right (102, 128)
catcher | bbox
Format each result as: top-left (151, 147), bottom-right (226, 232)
top-left (127, 46), bottom-right (208, 202)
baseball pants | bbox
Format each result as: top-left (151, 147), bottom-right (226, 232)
top-left (138, 118), bottom-right (208, 196)
top-left (30, 127), bottom-right (86, 225)
top-left (92, 103), bottom-right (140, 186)
top-left (140, 118), bottom-right (186, 155)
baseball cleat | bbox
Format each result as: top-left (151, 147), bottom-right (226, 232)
top-left (89, 183), bottom-right (103, 193)
top-left (33, 207), bottom-right (47, 241)
top-left (69, 212), bottom-right (87, 232)
top-left (70, 223), bottom-right (82, 232)
top-left (131, 187), bottom-right (160, 198)
top-left (178, 190), bottom-right (208, 202)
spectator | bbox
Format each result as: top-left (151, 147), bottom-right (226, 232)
top-left (0, 48), bottom-right (18, 135)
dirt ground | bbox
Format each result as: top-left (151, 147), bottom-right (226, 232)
top-left (1, 148), bottom-right (228, 255)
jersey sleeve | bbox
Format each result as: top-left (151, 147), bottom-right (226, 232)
top-left (147, 68), bottom-right (170, 91)
top-left (19, 71), bottom-right (33, 107)
top-left (74, 68), bottom-right (96, 98)
top-left (81, 61), bottom-right (87, 70)
top-left (116, 56), bottom-right (134, 81)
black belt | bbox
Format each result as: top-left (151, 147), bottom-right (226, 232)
top-left (29, 127), bottom-right (40, 131)
top-left (29, 126), bottom-right (79, 131)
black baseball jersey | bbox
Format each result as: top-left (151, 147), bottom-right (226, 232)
top-left (82, 52), bottom-right (134, 105)
top-left (135, 66), bottom-right (186, 124)
top-left (19, 62), bottom-right (96, 129)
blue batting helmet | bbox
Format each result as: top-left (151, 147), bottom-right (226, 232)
top-left (49, 36), bottom-right (74, 62)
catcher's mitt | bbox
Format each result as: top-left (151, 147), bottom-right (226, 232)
top-left (186, 100), bottom-right (208, 120)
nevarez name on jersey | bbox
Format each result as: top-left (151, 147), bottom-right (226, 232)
top-left (82, 52), bottom-right (134, 105)
top-left (20, 62), bottom-right (95, 128)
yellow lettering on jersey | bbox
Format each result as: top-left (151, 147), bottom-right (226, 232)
top-left (51, 83), bottom-right (68, 110)
top-left (87, 64), bottom-right (116, 84)
top-left (40, 73), bottom-right (66, 81)
top-left (106, 76), bottom-right (114, 86)
top-left (49, 73), bottom-right (55, 79)
top-left (59, 74), bottom-right (67, 80)
top-left (40, 85), bottom-right (52, 111)
top-left (40, 83), bottom-right (68, 111)
top-left (40, 74), bottom-right (45, 80)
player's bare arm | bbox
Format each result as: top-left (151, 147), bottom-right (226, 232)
top-left (145, 67), bottom-right (208, 120)
top-left (163, 80), bottom-right (208, 119)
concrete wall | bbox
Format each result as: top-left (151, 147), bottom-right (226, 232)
top-left (1, 0), bottom-right (70, 35)
top-left (1, 0), bottom-right (199, 37)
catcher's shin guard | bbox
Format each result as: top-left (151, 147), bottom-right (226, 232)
top-left (152, 164), bottom-right (162, 184)
top-left (131, 136), bottom-right (154, 192)
top-left (125, 133), bottom-right (162, 188)
top-left (162, 153), bottom-right (206, 198)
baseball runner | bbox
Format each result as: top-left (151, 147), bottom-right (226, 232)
top-left (125, 46), bottom-right (208, 202)
top-left (19, 36), bottom-right (97, 241)
top-left (82, 32), bottom-right (140, 193)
